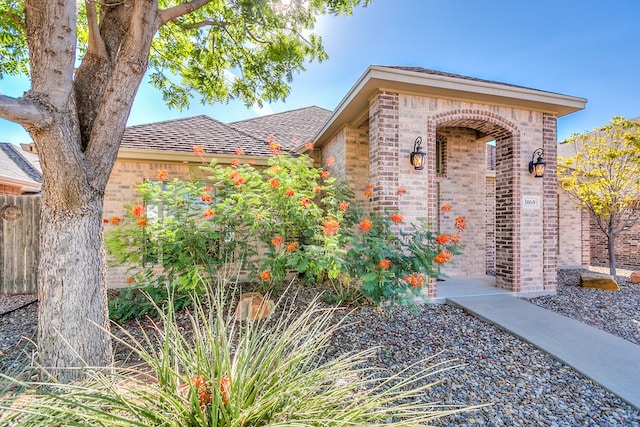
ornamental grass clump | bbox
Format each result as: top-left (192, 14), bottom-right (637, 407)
top-left (0, 287), bottom-right (476, 426)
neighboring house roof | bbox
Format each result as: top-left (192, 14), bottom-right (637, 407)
top-left (229, 106), bottom-right (332, 151)
top-left (120, 115), bottom-right (279, 158)
top-left (0, 142), bottom-right (42, 193)
top-left (315, 65), bottom-right (588, 147)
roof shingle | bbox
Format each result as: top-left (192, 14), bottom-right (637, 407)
top-left (229, 106), bottom-right (331, 151)
top-left (120, 115), bottom-right (277, 157)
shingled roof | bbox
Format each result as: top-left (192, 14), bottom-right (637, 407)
top-left (384, 66), bottom-right (551, 94)
top-left (229, 106), bottom-right (331, 151)
top-left (120, 115), bottom-right (277, 157)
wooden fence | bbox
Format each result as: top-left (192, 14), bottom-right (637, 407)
top-left (0, 195), bottom-right (39, 295)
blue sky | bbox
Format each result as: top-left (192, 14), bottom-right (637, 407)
top-left (1, 0), bottom-right (639, 144)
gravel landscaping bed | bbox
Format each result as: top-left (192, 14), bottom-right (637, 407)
top-left (1, 271), bottom-right (639, 426)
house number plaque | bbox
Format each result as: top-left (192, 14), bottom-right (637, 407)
top-left (522, 196), bottom-right (540, 209)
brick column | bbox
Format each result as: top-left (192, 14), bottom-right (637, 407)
top-left (495, 134), bottom-right (521, 291)
top-left (368, 91), bottom-right (400, 213)
top-left (542, 113), bottom-right (558, 291)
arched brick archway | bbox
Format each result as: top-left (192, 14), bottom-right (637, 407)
top-left (427, 110), bottom-right (522, 291)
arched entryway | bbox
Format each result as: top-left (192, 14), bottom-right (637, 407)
top-left (428, 110), bottom-right (521, 292)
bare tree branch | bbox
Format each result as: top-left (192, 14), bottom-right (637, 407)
top-left (0, 94), bottom-right (52, 128)
top-left (85, 0), bottom-right (108, 58)
top-left (156, 0), bottom-right (213, 28)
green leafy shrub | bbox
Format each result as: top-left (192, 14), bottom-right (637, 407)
top-left (105, 144), bottom-right (465, 312)
top-left (342, 202), bottom-right (465, 305)
top-left (0, 287), bottom-right (477, 426)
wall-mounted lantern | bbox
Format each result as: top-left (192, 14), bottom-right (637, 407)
top-left (528, 148), bottom-right (546, 178)
top-left (410, 136), bottom-right (426, 170)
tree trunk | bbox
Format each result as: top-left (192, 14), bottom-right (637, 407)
top-left (37, 176), bottom-right (112, 384)
top-left (607, 231), bottom-right (617, 278)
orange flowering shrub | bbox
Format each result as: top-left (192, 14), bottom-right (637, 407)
top-left (106, 138), bottom-right (464, 309)
top-left (343, 191), bottom-right (465, 305)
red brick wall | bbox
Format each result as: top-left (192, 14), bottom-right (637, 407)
top-left (590, 212), bottom-right (640, 269)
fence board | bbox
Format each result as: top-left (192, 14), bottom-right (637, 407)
top-left (0, 195), bottom-right (40, 294)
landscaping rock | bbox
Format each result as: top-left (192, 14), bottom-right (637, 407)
top-left (579, 272), bottom-right (619, 291)
top-left (630, 271), bottom-right (640, 284)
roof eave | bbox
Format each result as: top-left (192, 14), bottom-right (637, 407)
top-left (314, 65), bottom-right (588, 147)
top-left (116, 148), bottom-right (271, 166)
top-left (0, 175), bottom-right (42, 192)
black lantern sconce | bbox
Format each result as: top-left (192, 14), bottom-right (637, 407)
top-left (528, 148), bottom-right (546, 178)
top-left (410, 136), bottom-right (426, 170)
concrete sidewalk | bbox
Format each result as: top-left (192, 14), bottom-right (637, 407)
top-left (447, 294), bottom-right (640, 410)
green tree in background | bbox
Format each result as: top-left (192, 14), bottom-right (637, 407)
top-left (0, 0), bottom-right (368, 383)
top-left (558, 116), bottom-right (640, 277)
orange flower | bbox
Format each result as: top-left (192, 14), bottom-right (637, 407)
top-left (203, 209), bottom-right (215, 219)
top-left (270, 178), bottom-right (280, 189)
top-left (301, 197), bottom-right (311, 208)
top-left (365, 184), bottom-right (374, 190)
top-left (234, 176), bottom-right (246, 185)
top-left (111, 216), bottom-right (121, 225)
top-left (204, 186), bottom-right (213, 192)
top-left (267, 134), bottom-right (275, 143)
top-left (157, 169), bottom-right (168, 181)
top-left (137, 219), bottom-right (148, 227)
top-left (436, 234), bottom-right (450, 244)
top-left (126, 276), bottom-right (135, 284)
top-left (321, 170), bottom-right (330, 179)
top-left (359, 219), bottom-right (373, 232)
top-left (323, 219), bottom-right (340, 236)
top-left (269, 142), bottom-right (281, 154)
top-left (247, 160), bottom-right (255, 166)
top-left (391, 213), bottom-right (404, 223)
top-left (315, 186), bottom-right (322, 193)
top-left (219, 375), bottom-right (231, 405)
top-left (231, 158), bottom-right (240, 167)
top-left (193, 145), bottom-right (204, 157)
top-left (201, 194), bottom-right (211, 203)
top-left (229, 170), bottom-right (239, 179)
top-left (379, 259), bottom-right (390, 269)
top-left (441, 204), bottom-right (452, 212)
top-left (397, 188), bottom-right (407, 195)
top-left (183, 375), bottom-right (211, 409)
top-left (260, 270), bottom-right (271, 281)
top-left (325, 156), bottom-right (335, 166)
top-left (364, 190), bottom-right (373, 197)
top-left (455, 216), bottom-right (466, 231)
top-left (132, 204), bottom-right (145, 217)
top-left (285, 188), bottom-right (295, 197)
top-left (271, 235), bottom-right (284, 247)
top-left (338, 201), bottom-right (349, 211)
top-left (235, 148), bottom-right (245, 155)
top-left (271, 165), bottom-right (281, 174)
top-left (286, 241), bottom-right (299, 252)
top-left (403, 274), bottom-right (425, 288)
top-left (305, 141), bottom-right (314, 151)
top-left (434, 249), bottom-right (452, 264)
top-left (450, 234), bottom-right (461, 243)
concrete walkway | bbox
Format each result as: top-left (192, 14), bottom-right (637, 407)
top-left (447, 294), bottom-right (640, 410)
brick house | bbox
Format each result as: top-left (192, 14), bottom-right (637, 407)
top-left (310, 66), bottom-right (585, 296)
top-left (93, 66), bottom-right (590, 295)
